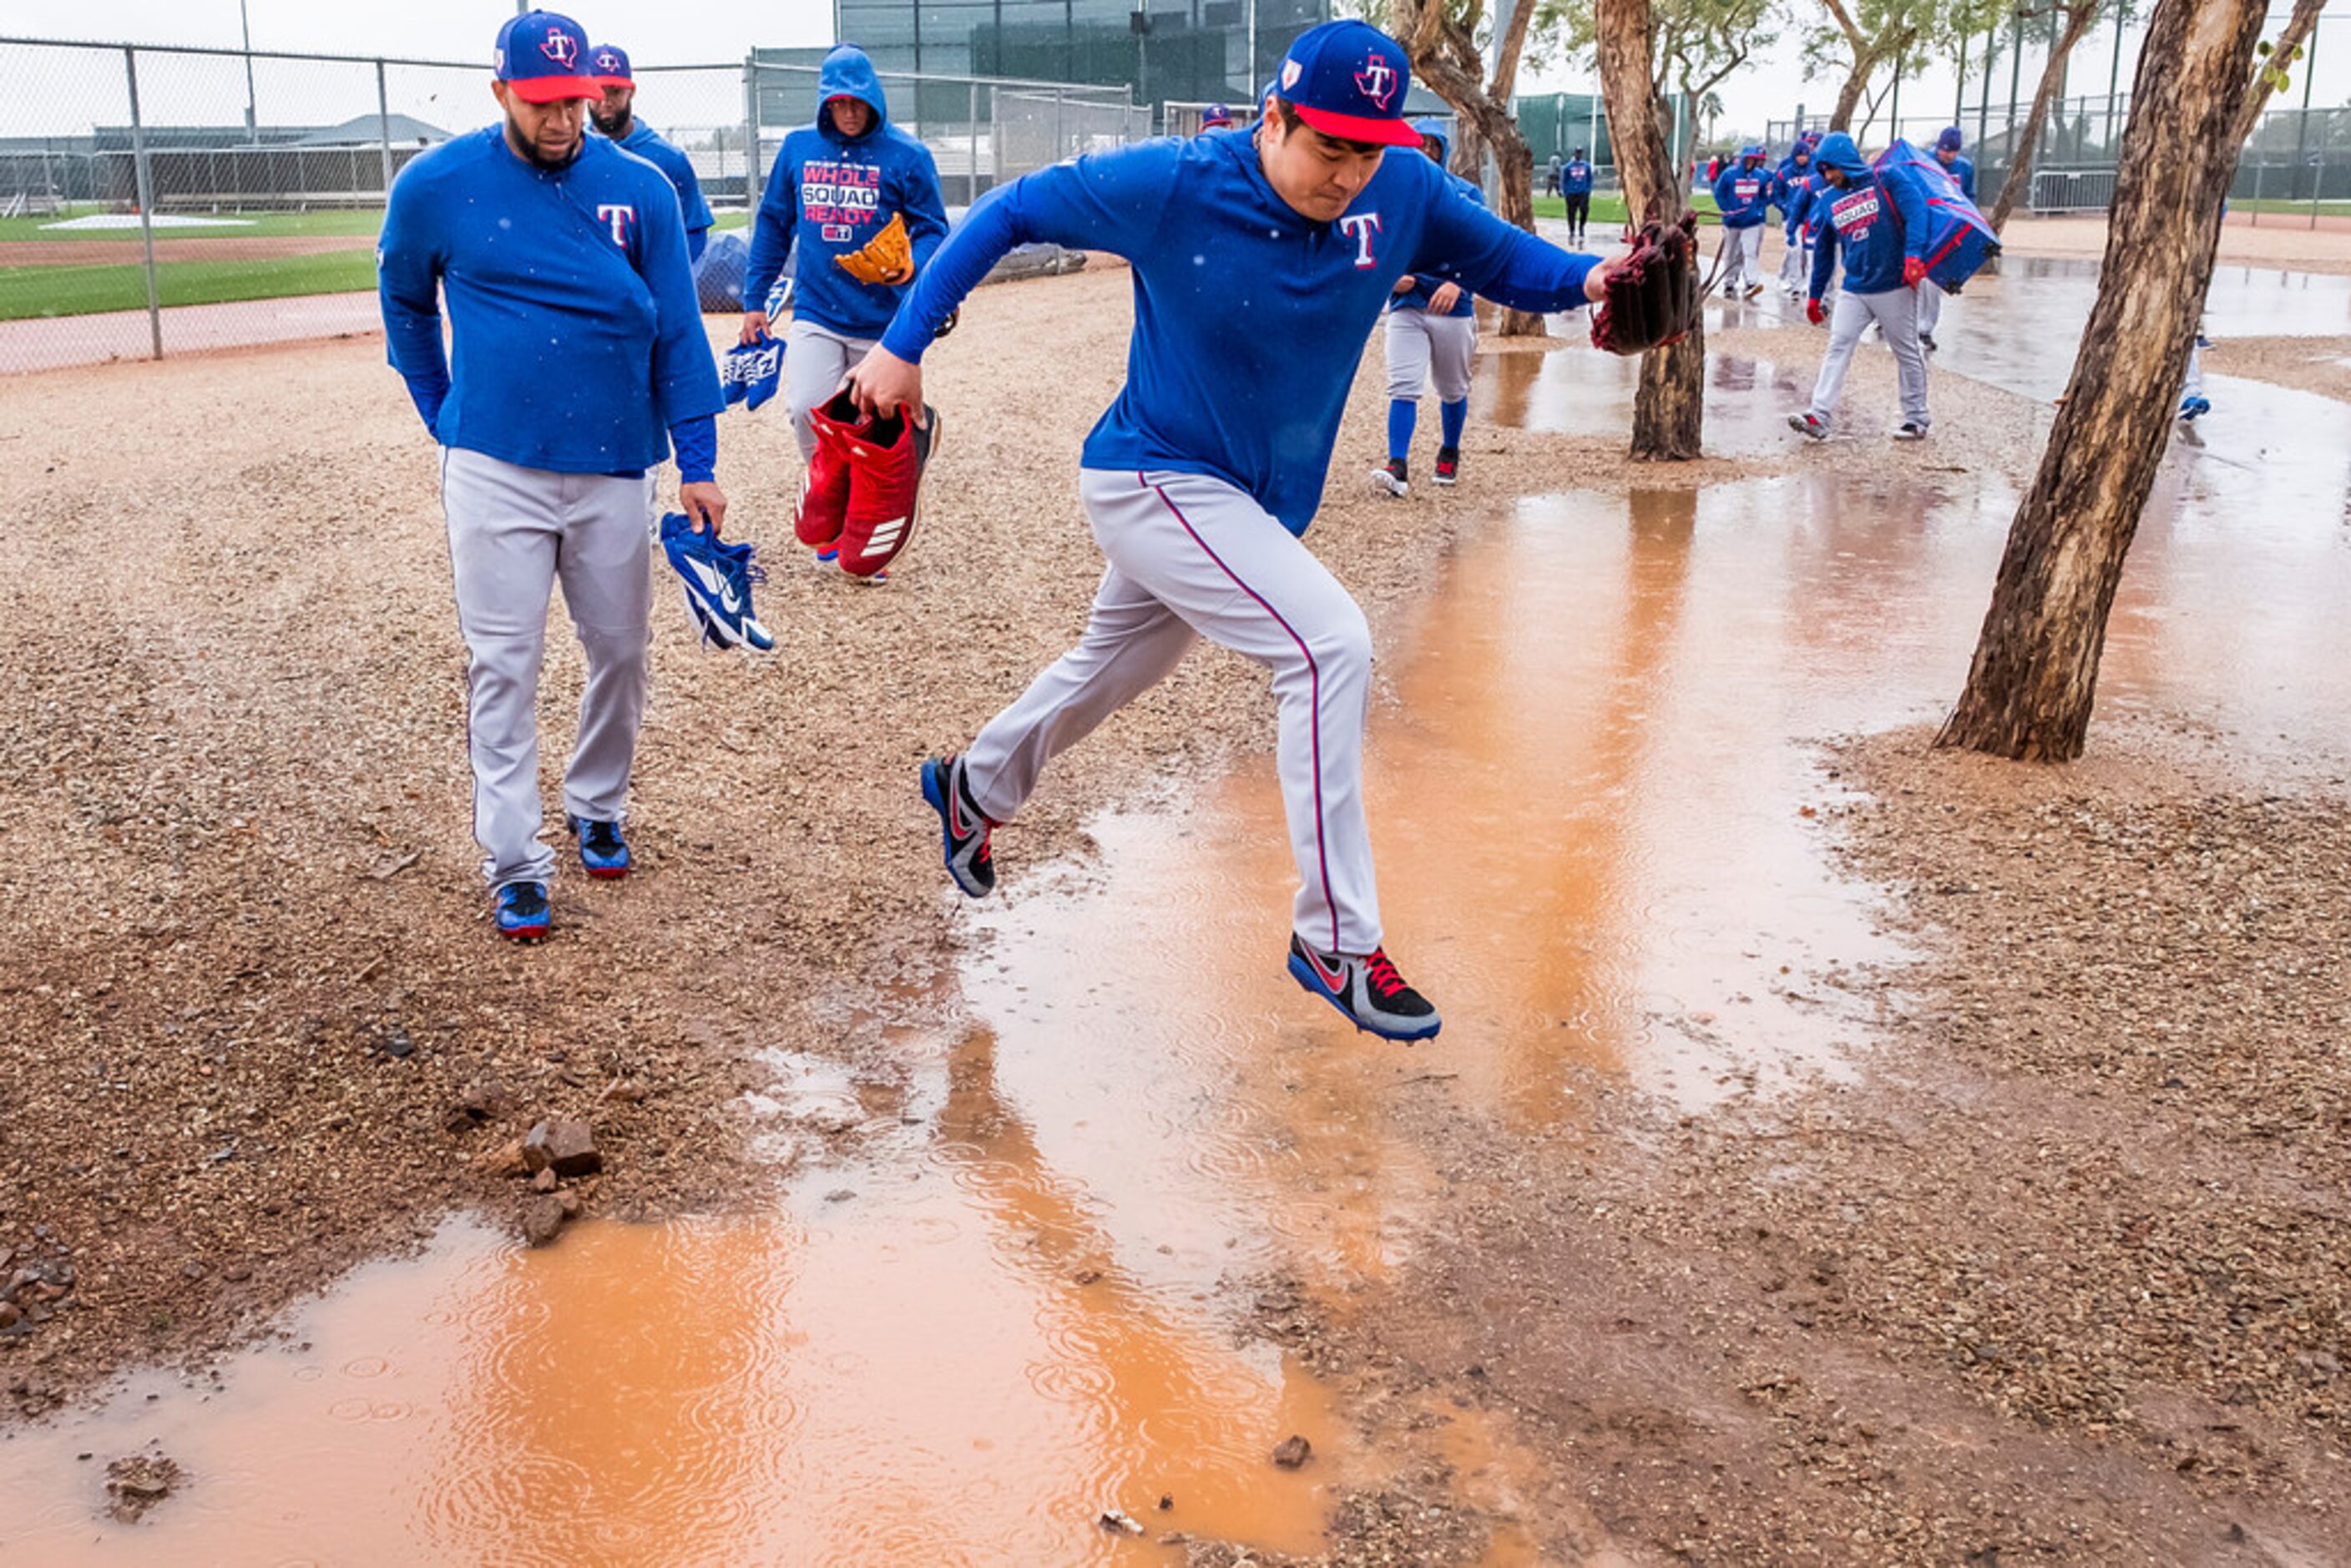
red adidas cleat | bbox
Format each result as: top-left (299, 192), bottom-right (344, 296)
top-left (796, 392), bottom-right (857, 550)
top-left (834, 401), bottom-right (940, 579)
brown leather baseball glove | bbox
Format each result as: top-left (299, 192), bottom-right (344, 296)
top-left (1588, 212), bottom-right (1701, 356)
top-left (835, 212), bottom-right (913, 286)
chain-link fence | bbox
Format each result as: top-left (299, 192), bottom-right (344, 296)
top-left (0, 35), bottom-right (1145, 374)
top-left (1763, 96), bottom-right (2351, 225)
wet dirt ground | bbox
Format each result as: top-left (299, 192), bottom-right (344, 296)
top-left (5, 245), bottom-right (2351, 1561)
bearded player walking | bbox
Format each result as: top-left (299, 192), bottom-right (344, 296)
top-left (847, 21), bottom-right (1679, 1040)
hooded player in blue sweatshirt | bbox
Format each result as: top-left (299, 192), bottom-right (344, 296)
top-left (1561, 147), bottom-right (1595, 245)
top-left (1788, 130), bottom-right (1933, 443)
top-left (586, 44), bottom-right (713, 262)
top-left (1915, 126), bottom-right (1976, 349)
top-left (377, 10), bottom-right (726, 941)
top-left (1373, 118), bottom-right (1482, 498)
top-left (1712, 143), bottom-right (1773, 299)
top-left (850, 20), bottom-right (1619, 1041)
top-left (1773, 135), bottom-right (1818, 296)
top-left (741, 43), bottom-right (950, 462)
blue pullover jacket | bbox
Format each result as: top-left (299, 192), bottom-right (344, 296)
top-left (1807, 132), bottom-right (1929, 299)
top-left (1388, 119), bottom-right (1481, 320)
top-left (1772, 149), bottom-right (1813, 214)
top-left (610, 119), bottom-right (714, 262)
top-left (1711, 152), bottom-right (1772, 230)
top-left (1937, 151), bottom-right (1978, 203)
top-left (378, 127), bottom-right (723, 479)
top-left (1562, 157), bottom-right (1593, 195)
top-left (745, 45), bottom-right (951, 339)
top-left (879, 131), bottom-right (1597, 535)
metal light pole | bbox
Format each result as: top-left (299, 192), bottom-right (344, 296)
top-left (239, 0), bottom-right (259, 143)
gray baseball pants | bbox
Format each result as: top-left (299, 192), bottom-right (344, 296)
top-left (786, 316), bottom-right (879, 461)
top-left (1807, 286), bottom-right (1930, 430)
top-left (963, 468), bottom-right (1383, 957)
top-left (441, 446), bottom-right (655, 890)
top-left (1385, 309), bottom-right (1477, 406)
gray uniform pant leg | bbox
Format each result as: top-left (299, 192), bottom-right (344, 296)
top-left (1917, 279), bottom-right (1944, 335)
top-left (1384, 310), bottom-right (1433, 402)
top-left (1385, 311), bottom-right (1476, 407)
top-left (785, 317), bottom-right (879, 461)
top-left (1807, 287), bottom-right (1929, 430)
top-left (441, 448), bottom-right (655, 889)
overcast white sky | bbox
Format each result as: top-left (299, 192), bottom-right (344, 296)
top-left (10, 0), bottom-right (2349, 145)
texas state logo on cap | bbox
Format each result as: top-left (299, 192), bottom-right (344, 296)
top-left (589, 43), bottom-right (634, 89)
top-left (1275, 19), bottom-right (1422, 148)
top-left (493, 9), bottom-right (601, 103)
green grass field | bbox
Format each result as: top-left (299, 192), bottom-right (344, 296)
top-left (0, 205), bottom-right (387, 245)
top-left (2229, 198), bottom-right (2351, 217)
top-left (1533, 192), bottom-right (1722, 226)
top-left (0, 251), bottom-right (379, 321)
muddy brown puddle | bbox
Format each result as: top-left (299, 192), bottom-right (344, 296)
top-left (8, 282), bottom-right (2351, 1560)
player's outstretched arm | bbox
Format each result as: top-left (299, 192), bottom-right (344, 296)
top-left (1418, 183), bottom-right (1607, 316)
top-left (874, 140), bottom-right (1181, 367)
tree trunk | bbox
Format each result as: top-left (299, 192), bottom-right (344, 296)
top-left (1595, 0), bottom-right (1703, 459)
top-left (1831, 63), bottom-right (1871, 130)
top-left (1395, 0), bottom-right (1548, 335)
top-left (2234, 0), bottom-right (2327, 144)
top-left (1937, 0), bottom-right (2268, 762)
top-left (1988, 3), bottom-right (2104, 233)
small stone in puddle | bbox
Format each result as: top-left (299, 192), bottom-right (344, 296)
top-left (520, 1196), bottom-right (568, 1248)
top-left (1158, 1493), bottom-right (1175, 1510)
top-left (825, 1189), bottom-right (856, 1203)
top-left (523, 1119), bottom-right (601, 1178)
top-left (1272, 1434), bottom-right (1312, 1469)
top-left (1099, 1509), bottom-right (1145, 1535)
top-left (1072, 1267), bottom-right (1103, 1286)
top-left (106, 1454), bottom-right (183, 1521)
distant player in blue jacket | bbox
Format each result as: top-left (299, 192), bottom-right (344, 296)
top-left (377, 9), bottom-right (726, 942)
top-left (586, 44), bottom-right (713, 262)
top-left (1915, 126), bottom-right (1976, 349)
top-left (1773, 135), bottom-right (1817, 296)
top-left (1561, 147), bottom-right (1595, 245)
top-left (851, 21), bottom-right (1620, 1041)
top-left (1375, 118), bottom-right (1482, 498)
top-left (1788, 131), bottom-right (1932, 442)
top-left (741, 44), bottom-right (950, 463)
top-left (1711, 143), bottom-right (1772, 299)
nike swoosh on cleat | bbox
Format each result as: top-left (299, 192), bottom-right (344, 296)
top-left (686, 557), bottom-right (741, 615)
top-left (1302, 946), bottom-right (1347, 991)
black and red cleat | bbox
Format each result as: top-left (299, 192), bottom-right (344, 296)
top-left (1433, 447), bottom-right (1460, 487)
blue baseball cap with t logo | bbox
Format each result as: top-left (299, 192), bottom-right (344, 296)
top-left (1273, 20), bottom-right (1422, 148)
top-left (589, 43), bottom-right (634, 89)
top-left (494, 10), bottom-right (601, 104)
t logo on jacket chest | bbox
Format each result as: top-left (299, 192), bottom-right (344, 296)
top-left (597, 204), bottom-right (636, 247)
top-left (1337, 211), bottom-right (1383, 270)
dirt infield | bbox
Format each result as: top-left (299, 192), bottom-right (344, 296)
top-left (0, 233), bottom-right (380, 267)
top-left (2000, 211), bottom-right (2351, 275)
top-left (5, 264), bottom-right (2349, 1560)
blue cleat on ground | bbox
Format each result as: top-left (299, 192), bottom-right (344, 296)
top-left (566, 814), bottom-right (630, 879)
top-left (496, 880), bottom-right (551, 942)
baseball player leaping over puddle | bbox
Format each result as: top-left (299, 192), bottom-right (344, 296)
top-left (846, 19), bottom-right (1644, 1041)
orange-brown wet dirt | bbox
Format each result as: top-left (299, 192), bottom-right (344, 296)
top-left (6, 255), bottom-right (2351, 1561)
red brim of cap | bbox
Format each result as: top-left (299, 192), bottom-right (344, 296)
top-left (507, 75), bottom-right (603, 104)
top-left (1293, 103), bottom-right (1425, 148)
top-left (593, 74), bottom-right (632, 90)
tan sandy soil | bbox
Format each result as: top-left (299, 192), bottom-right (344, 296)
top-left (2206, 333), bottom-right (2351, 402)
top-left (8, 262), bottom-right (2345, 1561)
top-left (1997, 211), bottom-right (2351, 275)
top-left (0, 234), bottom-right (379, 268)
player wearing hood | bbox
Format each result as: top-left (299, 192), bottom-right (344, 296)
top-left (1711, 143), bottom-right (1772, 300)
top-left (1774, 135), bottom-right (1818, 296)
top-left (1915, 126), bottom-right (1976, 350)
top-left (1374, 119), bottom-right (1482, 498)
top-left (1788, 131), bottom-right (1933, 443)
top-left (741, 43), bottom-right (951, 462)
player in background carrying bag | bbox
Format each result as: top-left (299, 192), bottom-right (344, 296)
top-left (1788, 131), bottom-right (1934, 443)
top-left (1916, 127), bottom-right (1977, 350)
top-left (740, 43), bottom-right (949, 464)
